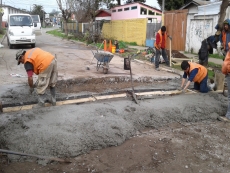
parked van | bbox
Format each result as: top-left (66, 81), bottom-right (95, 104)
top-left (31, 15), bottom-right (42, 36)
top-left (5, 14), bottom-right (37, 49)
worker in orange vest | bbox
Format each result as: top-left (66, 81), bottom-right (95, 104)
top-left (16, 48), bottom-right (58, 107)
top-left (220, 19), bottom-right (230, 58)
top-left (222, 42), bottom-right (230, 119)
top-left (179, 61), bottom-right (209, 93)
top-left (154, 26), bottom-right (169, 71)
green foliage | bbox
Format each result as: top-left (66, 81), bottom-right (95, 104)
top-left (157, 0), bottom-right (191, 10)
top-left (46, 30), bottom-right (68, 39)
top-left (31, 4), bottom-right (45, 21)
top-left (209, 53), bottom-right (224, 60)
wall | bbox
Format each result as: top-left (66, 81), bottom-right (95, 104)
top-left (111, 3), bottom-right (161, 22)
top-left (189, 18), bottom-right (214, 53)
top-left (95, 16), bottom-right (111, 21)
top-left (102, 18), bottom-right (147, 46)
top-left (187, 4), bottom-right (198, 14)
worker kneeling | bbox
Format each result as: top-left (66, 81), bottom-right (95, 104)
top-left (179, 61), bottom-right (209, 93)
top-left (16, 48), bottom-right (58, 106)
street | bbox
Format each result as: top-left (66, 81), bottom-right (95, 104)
top-left (0, 28), bottom-right (230, 173)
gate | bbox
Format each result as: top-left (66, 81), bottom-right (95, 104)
top-left (164, 9), bottom-right (188, 51)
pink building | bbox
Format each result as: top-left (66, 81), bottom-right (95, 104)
top-left (111, 2), bottom-right (162, 23)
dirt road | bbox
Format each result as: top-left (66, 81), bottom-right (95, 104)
top-left (0, 28), bottom-right (230, 173)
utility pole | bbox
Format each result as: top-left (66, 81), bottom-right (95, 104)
top-left (162, 0), bottom-right (165, 26)
top-left (0, 0), bottom-right (2, 31)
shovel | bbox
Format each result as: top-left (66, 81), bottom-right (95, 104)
top-left (128, 55), bottom-right (139, 104)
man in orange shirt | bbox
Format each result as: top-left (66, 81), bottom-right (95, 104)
top-left (16, 48), bottom-right (58, 107)
top-left (154, 26), bottom-right (169, 71)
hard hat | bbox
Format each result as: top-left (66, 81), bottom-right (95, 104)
top-left (15, 49), bottom-right (26, 65)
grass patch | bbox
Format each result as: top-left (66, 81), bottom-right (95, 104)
top-left (46, 29), bottom-right (67, 39)
top-left (209, 53), bottom-right (224, 60)
top-left (208, 70), bottom-right (215, 79)
top-left (0, 29), bottom-right (5, 38)
top-left (208, 61), bottom-right (222, 68)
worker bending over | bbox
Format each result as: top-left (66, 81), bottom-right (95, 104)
top-left (16, 48), bottom-right (58, 106)
top-left (179, 61), bottom-right (209, 93)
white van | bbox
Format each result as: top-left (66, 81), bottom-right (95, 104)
top-left (31, 15), bottom-right (42, 36)
top-left (5, 14), bottom-right (37, 49)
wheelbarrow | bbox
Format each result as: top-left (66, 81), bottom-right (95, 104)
top-left (91, 50), bottom-right (114, 74)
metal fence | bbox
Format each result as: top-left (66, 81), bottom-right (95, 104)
top-left (146, 23), bottom-right (161, 39)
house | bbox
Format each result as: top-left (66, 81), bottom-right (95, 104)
top-left (180, 0), bottom-right (211, 13)
top-left (1, 5), bottom-right (27, 27)
top-left (111, 2), bottom-right (162, 23)
top-left (181, 0), bottom-right (230, 53)
top-left (95, 9), bottom-right (111, 21)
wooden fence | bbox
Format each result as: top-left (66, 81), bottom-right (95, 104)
top-left (164, 9), bottom-right (188, 51)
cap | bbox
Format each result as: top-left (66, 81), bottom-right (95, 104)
top-left (16, 49), bottom-right (26, 65)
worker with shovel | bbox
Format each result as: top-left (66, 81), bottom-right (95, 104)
top-left (154, 26), bottom-right (170, 71)
top-left (179, 60), bottom-right (209, 93)
top-left (16, 48), bottom-right (58, 106)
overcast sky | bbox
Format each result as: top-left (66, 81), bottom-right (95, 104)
top-left (3, 0), bottom-right (160, 13)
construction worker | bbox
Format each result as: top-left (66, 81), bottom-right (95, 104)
top-left (179, 60), bottom-right (209, 93)
top-left (154, 26), bottom-right (169, 71)
top-left (16, 48), bottom-right (58, 106)
top-left (220, 19), bottom-right (230, 57)
top-left (222, 42), bottom-right (230, 119)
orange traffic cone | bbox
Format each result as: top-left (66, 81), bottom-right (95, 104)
top-left (109, 40), bottom-right (112, 52)
top-left (104, 40), bottom-right (107, 51)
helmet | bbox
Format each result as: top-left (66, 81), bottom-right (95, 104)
top-left (16, 49), bottom-right (26, 65)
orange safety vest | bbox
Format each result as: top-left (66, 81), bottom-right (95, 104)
top-left (222, 31), bottom-right (227, 50)
top-left (186, 62), bottom-right (207, 83)
top-left (222, 42), bottom-right (230, 74)
top-left (24, 48), bottom-right (54, 75)
top-left (154, 29), bottom-right (167, 50)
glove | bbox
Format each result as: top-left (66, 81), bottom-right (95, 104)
top-left (29, 87), bottom-right (34, 94)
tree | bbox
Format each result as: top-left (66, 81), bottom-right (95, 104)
top-left (31, 4), bottom-right (45, 24)
top-left (56, 0), bottom-right (73, 36)
top-left (157, 0), bottom-right (190, 11)
top-left (217, 0), bottom-right (229, 31)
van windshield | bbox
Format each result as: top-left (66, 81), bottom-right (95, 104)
top-left (31, 15), bottom-right (40, 23)
top-left (10, 15), bottom-right (33, 26)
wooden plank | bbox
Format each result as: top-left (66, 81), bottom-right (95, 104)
top-left (135, 90), bottom-right (182, 96)
top-left (95, 93), bottom-right (127, 100)
top-left (2, 93), bottom-right (127, 113)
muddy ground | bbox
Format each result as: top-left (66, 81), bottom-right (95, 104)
top-left (1, 28), bottom-right (230, 173)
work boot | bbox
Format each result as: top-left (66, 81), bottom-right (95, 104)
top-left (37, 94), bottom-right (46, 107)
top-left (50, 87), bottom-right (56, 106)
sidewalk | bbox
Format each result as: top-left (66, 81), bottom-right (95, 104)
top-left (179, 51), bottom-right (223, 65)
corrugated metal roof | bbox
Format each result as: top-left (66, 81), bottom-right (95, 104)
top-left (195, 1), bottom-right (221, 16)
top-left (180, 0), bottom-right (211, 10)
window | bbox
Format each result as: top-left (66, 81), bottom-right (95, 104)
top-left (112, 10), bottom-right (116, 12)
top-left (156, 12), bottom-right (161, 16)
top-left (148, 10), bottom-right (155, 15)
top-left (131, 6), bottom-right (137, 10)
top-left (124, 7), bottom-right (129, 11)
top-left (140, 7), bottom-right (147, 15)
top-left (118, 9), bottom-right (122, 12)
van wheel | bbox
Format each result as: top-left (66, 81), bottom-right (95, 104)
top-left (31, 44), bottom-right (35, 48)
top-left (9, 44), bottom-right (13, 49)
top-left (7, 38), bottom-right (13, 49)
